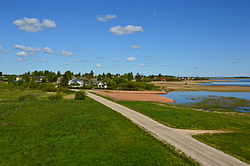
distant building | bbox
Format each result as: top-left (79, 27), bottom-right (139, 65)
top-left (68, 79), bottom-right (84, 87)
top-left (15, 77), bottom-right (22, 81)
top-left (56, 76), bottom-right (63, 84)
top-left (0, 76), bottom-right (8, 83)
top-left (97, 81), bottom-right (107, 89)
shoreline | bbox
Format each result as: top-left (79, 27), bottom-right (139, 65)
top-left (151, 80), bottom-right (250, 92)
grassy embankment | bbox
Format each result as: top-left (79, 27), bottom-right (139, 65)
top-left (0, 89), bottom-right (197, 165)
top-left (114, 100), bottom-right (250, 164)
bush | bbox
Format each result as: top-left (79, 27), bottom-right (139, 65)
top-left (38, 83), bottom-right (57, 92)
top-left (19, 94), bottom-right (37, 101)
top-left (57, 87), bottom-right (74, 94)
top-left (48, 94), bottom-right (63, 101)
top-left (75, 91), bottom-right (85, 100)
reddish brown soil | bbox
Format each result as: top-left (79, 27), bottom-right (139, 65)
top-left (91, 90), bottom-right (175, 103)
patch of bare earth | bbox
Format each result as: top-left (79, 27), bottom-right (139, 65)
top-left (46, 92), bottom-right (57, 95)
top-left (91, 90), bottom-right (175, 103)
top-left (177, 129), bottom-right (233, 135)
top-left (63, 94), bottom-right (75, 99)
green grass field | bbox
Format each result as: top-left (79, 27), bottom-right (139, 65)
top-left (116, 100), bottom-right (250, 163)
top-left (0, 89), bottom-right (48, 100)
top-left (0, 90), bottom-right (197, 165)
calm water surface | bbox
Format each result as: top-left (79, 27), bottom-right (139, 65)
top-left (161, 91), bottom-right (250, 112)
top-left (200, 79), bottom-right (250, 87)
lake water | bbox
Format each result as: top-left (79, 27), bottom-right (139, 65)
top-left (200, 79), bottom-right (250, 87)
top-left (161, 91), bottom-right (250, 112)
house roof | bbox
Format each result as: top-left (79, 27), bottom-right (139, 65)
top-left (69, 79), bottom-right (83, 84)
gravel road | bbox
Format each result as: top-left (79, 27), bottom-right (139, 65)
top-left (86, 91), bottom-right (249, 166)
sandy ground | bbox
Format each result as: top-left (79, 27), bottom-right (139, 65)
top-left (177, 129), bottom-right (233, 135)
top-left (151, 80), bottom-right (250, 92)
top-left (86, 92), bottom-right (248, 166)
top-left (91, 90), bottom-right (175, 103)
top-left (46, 92), bottom-right (57, 95)
top-left (46, 92), bottom-right (75, 99)
top-left (96, 90), bottom-right (167, 94)
top-left (63, 94), bottom-right (75, 99)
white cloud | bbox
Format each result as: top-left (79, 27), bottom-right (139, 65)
top-left (85, 48), bottom-right (93, 52)
top-left (64, 62), bottom-right (71, 65)
top-left (116, 51), bottom-right (123, 55)
top-left (96, 14), bottom-right (117, 22)
top-left (61, 50), bottom-right (73, 56)
top-left (130, 45), bottom-right (141, 49)
top-left (127, 57), bottom-right (136, 61)
top-left (162, 63), bottom-right (169, 66)
top-left (16, 51), bottom-right (28, 56)
top-left (139, 64), bottom-right (145, 67)
top-left (13, 44), bottom-right (53, 54)
top-left (13, 44), bottom-right (41, 52)
top-left (110, 25), bottom-right (143, 35)
top-left (43, 47), bottom-right (53, 54)
top-left (36, 59), bottom-right (49, 62)
top-left (16, 57), bottom-right (26, 62)
top-left (95, 63), bottom-right (101, 68)
top-left (42, 19), bottom-right (56, 28)
top-left (13, 17), bottom-right (56, 32)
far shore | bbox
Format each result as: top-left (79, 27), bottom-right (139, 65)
top-left (151, 80), bottom-right (250, 92)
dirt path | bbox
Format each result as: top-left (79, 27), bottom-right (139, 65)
top-left (177, 129), bottom-right (233, 135)
top-left (86, 91), bottom-right (248, 166)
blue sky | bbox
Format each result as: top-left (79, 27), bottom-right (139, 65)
top-left (0, 0), bottom-right (249, 76)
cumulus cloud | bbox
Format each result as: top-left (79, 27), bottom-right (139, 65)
top-left (61, 50), bottom-right (73, 56)
top-left (13, 17), bottom-right (56, 32)
top-left (96, 14), bottom-right (117, 22)
top-left (16, 57), bottom-right (26, 62)
top-left (43, 47), bottom-right (53, 54)
top-left (127, 57), bottom-right (136, 61)
top-left (95, 63), bottom-right (101, 68)
top-left (131, 45), bottom-right (141, 49)
top-left (42, 19), bottom-right (56, 28)
top-left (13, 44), bottom-right (53, 54)
top-left (36, 59), bottom-right (49, 62)
top-left (139, 64), bottom-right (145, 67)
top-left (116, 51), bottom-right (123, 55)
top-left (110, 25), bottom-right (143, 35)
top-left (13, 44), bottom-right (40, 52)
top-left (85, 48), bottom-right (93, 52)
top-left (16, 51), bottom-right (28, 56)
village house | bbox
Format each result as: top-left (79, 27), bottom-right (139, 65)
top-left (15, 76), bottom-right (22, 82)
top-left (97, 81), bottom-right (107, 89)
top-left (0, 76), bottom-right (8, 83)
top-left (68, 79), bottom-right (84, 87)
top-left (56, 76), bottom-right (63, 84)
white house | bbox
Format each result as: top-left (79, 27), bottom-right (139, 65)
top-left (15, 77), bottom-right (22, 81)
top-left (97, 81), bottom-right (107, 89)
top-left (68, 79), bottom-right (84, 87)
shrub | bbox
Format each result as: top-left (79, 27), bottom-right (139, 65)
top-left (48, 94), bottom-right (63, 101)
top-left (19, 94), bottom-right (37, 101)
top-left (75, 91), bottom-right (86, 100)
top-left (57, 87), bottom-right (75, 94)
top-left (38, 83), bottom-right (57, 92)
